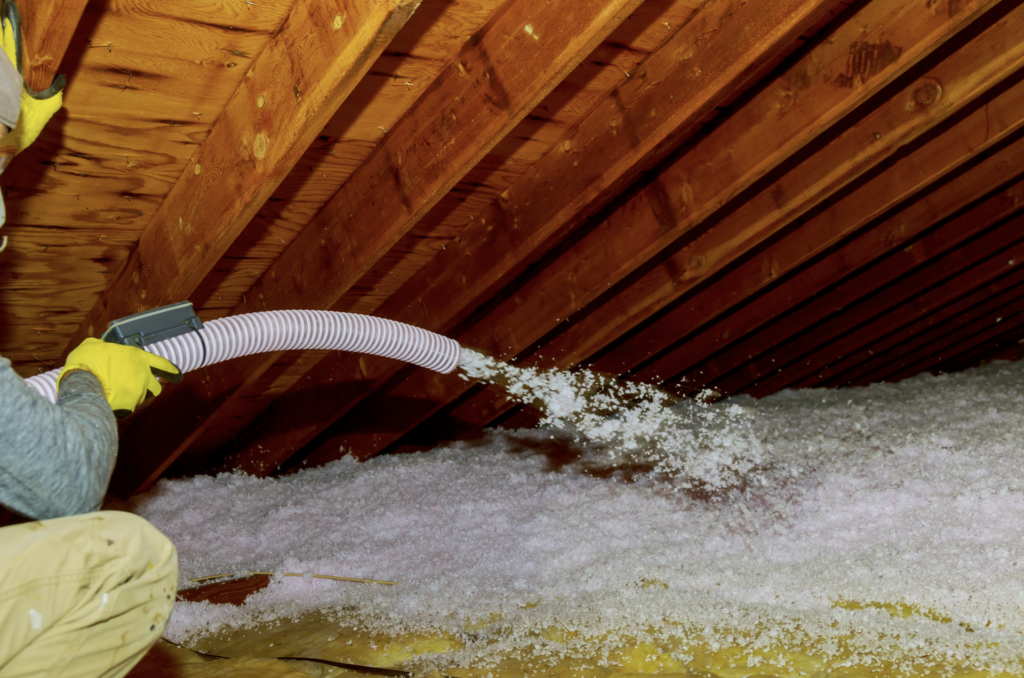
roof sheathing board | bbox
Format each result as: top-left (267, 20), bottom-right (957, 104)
top-left (0, 0), bottom-right (297, 374)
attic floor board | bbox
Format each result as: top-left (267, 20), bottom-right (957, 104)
top-left (132, 607), bottom-right (1003, 678)
top-left (128, 641), bottom-right (327, 678)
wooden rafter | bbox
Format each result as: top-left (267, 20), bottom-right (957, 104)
top-left (17, 0), bottom-right (89, 92)
top-left (0, 0), bottom-right (1019, 500)
top-left (927, 315), bottom-right (1024, 376)
top-left (541, 0), bottom-right (1024, 373)
top-left (858, 265), bottom-right (1024, 383)
top-left (296, 0), bottom-right (1009, 464)
top-left (224, 0), bottom-right (846, 474)
top-left (614, 70), bottom-right (1024, 385)
top-left (792, 227), bottom-right (1024, 388)
top-left (741, 218), bottom-right (1024, 397)
top-left (184, 0), bottom-right (762, 470)
top-left (829, 266), bottom-right (1024, 387)
top-left (667, 148), bottom-right (1024, 395)
top-left (147, 0), bottom-right (512, 467)
top-left (110, 0), bottom-right (646, 495)
top-left (63, 0), bottom-right (422, 353)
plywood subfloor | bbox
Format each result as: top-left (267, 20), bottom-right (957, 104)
top-left (131, 605), bottom-right (994, 678)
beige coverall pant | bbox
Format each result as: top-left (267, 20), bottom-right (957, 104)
top-left (0, 511), bottom-right (177, 677)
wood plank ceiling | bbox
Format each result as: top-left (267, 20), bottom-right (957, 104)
top-left (2, 0), bottom-right (1023, 496)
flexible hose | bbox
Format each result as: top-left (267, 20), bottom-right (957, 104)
top-left (23, 310), bottom-right (461, 404)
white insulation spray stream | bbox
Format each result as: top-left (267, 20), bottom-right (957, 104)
top-left (23, 310), bottom-right (462, 403)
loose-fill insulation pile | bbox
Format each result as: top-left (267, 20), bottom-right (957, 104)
top-left (125, 355), bottom-right (1024, 676)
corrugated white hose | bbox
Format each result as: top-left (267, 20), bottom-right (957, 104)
top-left (23, 310), bottom-right (461, 404)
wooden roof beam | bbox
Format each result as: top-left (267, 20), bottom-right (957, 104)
top-left (64, 0), bottom-right (422, 354)
top-left (670, 157), bottom-right (1024, 395)
top-left (927, 321), bottom-right (1024, 376)
top-left (810, 239), bottom-right (1024, 386)
top-left (825, 265), bottom-right (1024, 387)
top-left (618, 74), bottom-right (1024, 386)
top-left (18, 0), bottom-right (89, 93)
top-left (224, 0), bottom-right (846, 473)
top-left (110, 0), bottom-right (645, 495)
top-left (539, 0), bottom-right (1024, 374)
top-left (881, 286), bottom-right (1024, 383)
top-left (364, 0), bottom-right (1016, 451)
top-left (738, 218), bottom-right (1024, 397)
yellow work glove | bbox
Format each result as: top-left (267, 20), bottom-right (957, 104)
top-left (58, 338), bottom-right (183, 417)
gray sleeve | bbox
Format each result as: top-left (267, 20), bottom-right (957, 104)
top-left (0, 356), bottom-right (118, 520)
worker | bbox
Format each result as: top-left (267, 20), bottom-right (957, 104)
top-left (0, 11), bottom-right (181, 677)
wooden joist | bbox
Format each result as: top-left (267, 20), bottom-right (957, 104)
top-left (18, 0), bottom-right (89, 92)
top-left (64, 0), bottom-right (421, 354)
top-left (224, 0), bottom-right (846, 473)
top-left (668, 150), bottom-right (1024, 395)
top-left (872, 277), bottom-right (1024, 383)
top-left (110, 0), bottom-right (646, 494)
top-left (615, 71), bottom-right (1024, 386)
top-left (304, 0), bottom-right (1010, 460)
top-left (176, 575), bottom-right (271, 606)
top-left (542, 0), bottom-right (1024, 372)
top-left (740, 219), bottom-right (1024, 397)
top-left (824, 266), bottom-right (1024, 387)
top-left (797, 232), bottom-right (1024, 387)
top-left (928, 318), bottom-right (1024, 376)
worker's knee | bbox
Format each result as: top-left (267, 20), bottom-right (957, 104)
top-left (81, 513), bottom-right (179, 672)
top-left (0, 511), bottom-right (178, 676)
top-left (90, 510), bottom-right (178, 592)
top-left (0, 510), bottom-right (178, 593)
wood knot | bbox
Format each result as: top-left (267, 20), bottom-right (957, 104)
top-left (689, 253), bottom-right (705, 270)
top-left (254, 131), bottom-right (269, 160)
top-left (913, 82), bottom-right (940, 106)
